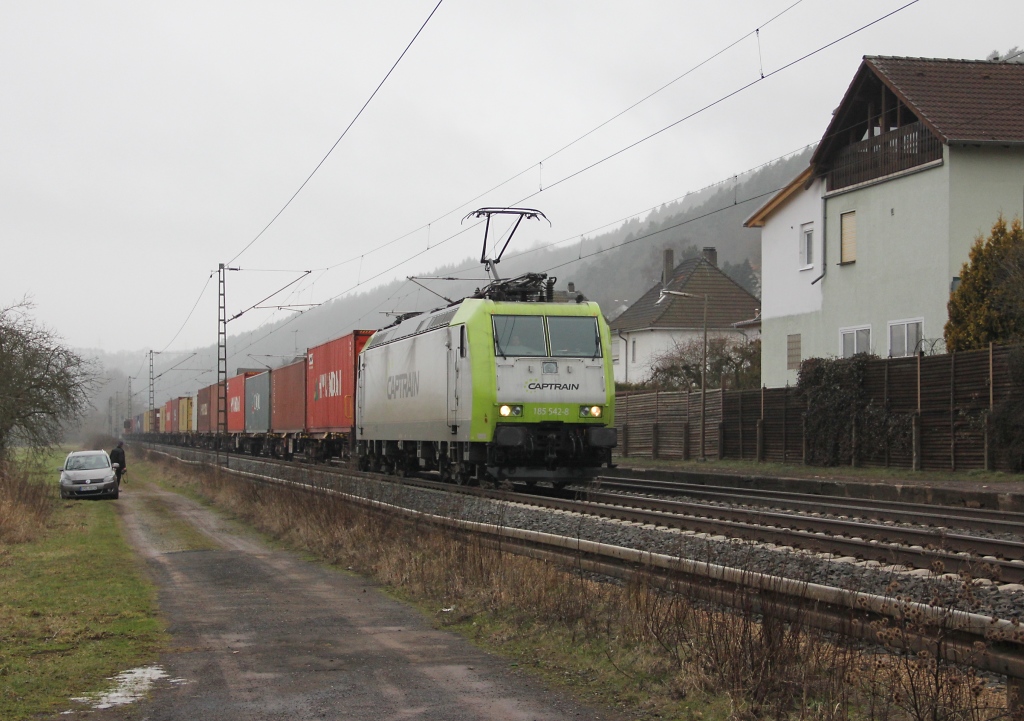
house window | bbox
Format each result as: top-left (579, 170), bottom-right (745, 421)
top-left (611, 339), bottom-right (620, 364)
top-left (888, 319), bottom-right (923, 357)
top-left (840, 211), bottom-right (856, 263)
top-left (840, 326), bottom-right (871, 358)
top-left (631, 339), bottom-right (636, 363)
top-left (787, 334), bottom-right (801, 370)
top-left (800, 223), bottom-right (813, 267)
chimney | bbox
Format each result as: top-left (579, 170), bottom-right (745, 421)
top-left (702, 246), bottom-right (717, 267)
top-left (567, 282), bottom-right (575, 293)
top-left (662, 248), bottom-right (674, 286)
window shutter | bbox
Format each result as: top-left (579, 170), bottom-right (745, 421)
top-left (840, 211), bottom-right (857, 263)
top-left (787, 334), bottom-right (801, 370)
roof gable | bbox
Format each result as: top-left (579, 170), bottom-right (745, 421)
top-left (610, 257), bottom-right (760, 332)
top-left (812, 56), bottom-right (1024, 172)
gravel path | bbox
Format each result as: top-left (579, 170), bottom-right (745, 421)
top-left (70, 476), bottom-right (624, 721)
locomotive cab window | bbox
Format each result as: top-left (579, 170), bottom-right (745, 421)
top-left (493, 315), bottom-right (547, 357)
top-left (547, 316), bottom-right (600, 357)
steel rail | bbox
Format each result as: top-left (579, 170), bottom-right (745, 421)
top-left (573, 489), bottom-right (1024, 568)
top-left (592, 475), bottom-right (1024, 530)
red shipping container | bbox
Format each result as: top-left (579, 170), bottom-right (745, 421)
top-left (271, 360), bottom-right (306, 433)
top-left (227, 373), bottom-right (260, 432)
top-left (306, 330), bottom-right (373, 433)
top-left (163, 399), bottom-right (176, 433)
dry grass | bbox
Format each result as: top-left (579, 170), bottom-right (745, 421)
top-left (148, 451), bottom-right (1016, 721)
top-left (0, 459), bottom-right (56, 544)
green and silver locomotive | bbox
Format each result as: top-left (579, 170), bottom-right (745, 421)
top-left (356, 208), bottom-right (616, 485)
top-left (356, 292), bottom-right (616, 484)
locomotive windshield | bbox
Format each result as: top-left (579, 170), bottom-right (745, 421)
top-left (548, 316), bottom-right (601, 357)
top-left (493, 315), bottom-right (547, 357)
top-left (493, 314), bottom-right (602, 358)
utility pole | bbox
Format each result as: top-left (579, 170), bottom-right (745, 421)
top-left (127, 377), bottom-right (133, 420)
top-left (217, 263), bottom-right (227, 465)
top-left (149, 351), bottom-right (155, 412)
top-left (657, 289), bottom-right (710, 461)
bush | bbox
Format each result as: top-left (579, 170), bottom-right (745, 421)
top-left (991, 346), bottom-right (1024, 471)
top-left (0, 460), bottom-right (55, 543)
top-left (798, 354), bottom-right (912, 466)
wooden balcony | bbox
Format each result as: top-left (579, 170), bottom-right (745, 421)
top-left (826, 121), bottom-right (943, 191)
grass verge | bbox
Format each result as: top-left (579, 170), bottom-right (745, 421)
top-left (0, 452), bottom-right (165, 720)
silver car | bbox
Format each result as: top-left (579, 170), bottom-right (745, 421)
top-left (59, 450), bottom-right (120, 500)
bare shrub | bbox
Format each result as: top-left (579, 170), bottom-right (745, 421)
top-left (0, 459), bottom-right (55, 543)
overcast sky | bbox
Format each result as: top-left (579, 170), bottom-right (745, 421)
top-left (2, 0), bottom-right (1020, 355)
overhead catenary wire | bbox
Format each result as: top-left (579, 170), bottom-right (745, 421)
top-left (263, 0), bottom-right (813, 282)
top-left (261, 0), bottom-right (921, 301)
top-left (226, 0), bottom-right (445, 266)
top-left (154, 0), bottom-right (922, 382)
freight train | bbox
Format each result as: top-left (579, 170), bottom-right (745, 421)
top-left (132, 210), bottom-right (618, 485)
top-left (132, 276), bottom-right (617, 485)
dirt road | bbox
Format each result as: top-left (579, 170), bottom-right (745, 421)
top-left (74, 478), bottom-right (619, 720)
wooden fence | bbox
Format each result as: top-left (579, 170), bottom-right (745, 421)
top-left (615, 344), bottom-right (1020, 471)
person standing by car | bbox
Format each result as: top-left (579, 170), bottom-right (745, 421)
top-left (110, 441), bottom-right (127, 484)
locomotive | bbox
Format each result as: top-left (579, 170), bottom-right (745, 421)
top-left (356, 282), bottom-right (617, 485)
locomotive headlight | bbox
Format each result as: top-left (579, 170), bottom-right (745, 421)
top-left (499, 404), bottom-right (523, 417)
top-left (500, 405), bottom-right (511, 417)
top-left (580, 405), bottom-right (603, 418)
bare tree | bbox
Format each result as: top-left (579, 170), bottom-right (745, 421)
top-left (0, 299), bottom-right (98, 461)
top-left (648, 336), bottom-right (760, 391)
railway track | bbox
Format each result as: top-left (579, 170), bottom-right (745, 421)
top-left (591, 475), bottom-right (1024, 531)
top-left (149, 444), bottom-right (1024, 584)
top-left (141, 442), bottom-right (1024, 706)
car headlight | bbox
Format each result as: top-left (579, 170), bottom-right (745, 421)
top-left (580, 405), bottom-right (603, 418)
top-left (499, 404), bottom-right (523, 417)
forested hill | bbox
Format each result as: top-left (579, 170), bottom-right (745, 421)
top-left (92, 148), bottom-right (813, 405)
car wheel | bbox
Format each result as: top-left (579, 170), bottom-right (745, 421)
top-left (110, 487), bottom-right (119, 500)
top-left (60, 489), bottom-right (68, 499)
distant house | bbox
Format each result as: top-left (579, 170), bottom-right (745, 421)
top-left (609, 247), bottom-right (760, 384)
top-left (747, 56), bottom-right (1024, 387)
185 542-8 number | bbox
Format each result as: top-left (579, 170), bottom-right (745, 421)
top-left (531, 406), bottom-right (572, 418)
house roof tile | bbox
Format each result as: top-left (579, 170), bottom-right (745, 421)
top-left (866, 56), bottom-right (1024, 144)
top-left (609, 257), bottom-right (760, 332)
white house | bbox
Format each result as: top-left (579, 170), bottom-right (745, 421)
top-left (747, 56), bottom-right (1024, 387)
top-left (609, 247), bottom-right (760, 385)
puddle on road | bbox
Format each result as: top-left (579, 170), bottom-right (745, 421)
top-left (67, 665), bottom-right (188, 711)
